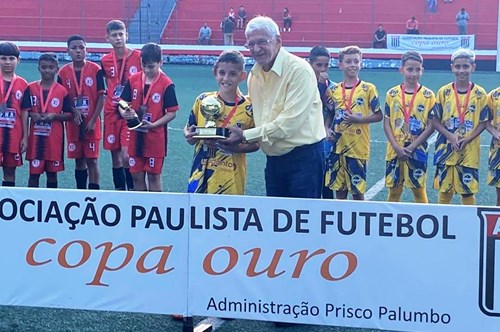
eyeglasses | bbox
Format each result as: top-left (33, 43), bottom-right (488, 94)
top-left (244, 38), bottom-right (272, 49)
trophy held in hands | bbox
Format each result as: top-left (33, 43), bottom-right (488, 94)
top-left (118, 100), bottom-right (144, 130)
top-left (193, 95), bottom-right (231, 139)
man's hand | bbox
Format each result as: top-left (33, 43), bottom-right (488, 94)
top-left (222, 125), bottom-right (244, 145)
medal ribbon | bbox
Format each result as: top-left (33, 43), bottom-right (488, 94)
top-left (141, 71), bottom-right (163, 107)
top-left (453, 82), bottom-right (472, 125)
top-left (112, 51), bottom-right (128, 85)
top-left (401, 83), bottom-right (420, 124)
top-left (38, 82), bottom-right (56, 113)
top-left (0, 74), bottom-right (17, 105)
top-left (70, 61), bottom-right (86, 97)
top-left (220, 95), bottom-right (241, 128)
top-left (341, 79), bottom-right (360, 112)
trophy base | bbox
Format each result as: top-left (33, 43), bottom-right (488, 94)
top-left (193, 127), bottom-right (230, 139)
top-left (127, 118), bottom-right (144, 131)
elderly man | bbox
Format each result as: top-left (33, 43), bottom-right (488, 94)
top-left (224, 16), bottom-right (326, 198)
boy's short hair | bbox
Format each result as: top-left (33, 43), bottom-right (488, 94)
top-left (67, 34), bottom-right (86, 47)
top-left (38, 52), bottom-right (58, 65)
top-left (141, 43), bottom-right (162, 64)
top-left (106, 19), bottom-right (126, 34)
top-left (214, 50), bottom-right (245, 72)
top-left (338, 45), bottom-right (362, 62)
top-left (401, 51), bottom-right (423, 66)
top-left (451, 48), bottom-right (475, 64)
top-left (0, 42), bottom-right (20, 58)
top-left (309, 46), bottom-right (330, 63)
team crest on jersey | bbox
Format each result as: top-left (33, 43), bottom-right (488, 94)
top-left (463, 172), bottom-right (473, 184)
top-left (15, 90), bottom-right (22, 100)
top-left (423, 89), bottom-right (432, 98)
top-left (107, 134), bottom-right (116, 144)
top-left (68, 143), bottom-right (76, 152)
top-left (85, 77), bottom-right (94, 87)
top-left (152, 93), bottom-right (161, 104)
top-left (51, 98), bottom-right (60, 108)
top-left (389, 88), bottom-right (398, 97)
top-left (129, 157), bottom-right (136, 167)
top-left (31, 159), bottom-right (40, 167)
top-left (130, 66), bottom-right (138, 74)
top-left (417, 104), bottom-right (425, 113)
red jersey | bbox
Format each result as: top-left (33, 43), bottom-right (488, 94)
top-left (0, 74), bottom-right (28, 153)
top-left (58, 61), bottom-right (104, 142)
top-left (123, 71), bottom-right (179, 158)
top-left (23, 81), bottom-right (71, 161)
top-left (101, 49), bottom-right (141, 120)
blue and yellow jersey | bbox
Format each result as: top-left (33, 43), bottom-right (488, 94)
top-left (432, 82), bottom-right (489, 168)
top-left (384, 84), bottom-right (436, 162)
top-left (328, 80), bottom-right (380, 160)
top-left (187, 91), bottom-right (254, 195)
top-left (488, 87), bottom-right (500, 170)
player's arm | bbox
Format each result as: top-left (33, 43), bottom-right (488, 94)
top-left (46, 95), bottom-right (73, 122)
top-left (218, 141), bottom-right (259, 154)
top-left (87, 71), bottom-right (105, 132)
top-left (20, 88), bottom-right (32, 153)
top-left (345, 90), bottom-right (383, 124)
top-left (184, 103), bottom-right (199, 145)
top-left (405, 100), bottom-right (436, 153)
top-left (458, 103), bottom-right (489, 149)
top-left (143, 84), bottom-right (179, 129)
top-left (383, 104), bottom-right (408, 159)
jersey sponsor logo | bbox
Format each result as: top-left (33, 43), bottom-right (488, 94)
top-left (152, 93), bottom-right (161, 104)
top-left (51, 98), bottom-right (60, 108)
top-left (107, 134), bottom-right (116, 144)
top-left (31, 159), bottom-right (40, 167)
top-left (469, 104), bottom-right (476, 113)
top-left (15, 90), bottom-right (23, 100)
top-left (68, 143), bottom-right (76, 152)
top-left (129, 157), bottom-right (136, 166)
top-left (417, 104), bottom-right (425, 113)
top-left (85, 77), bottom-right (94, 87)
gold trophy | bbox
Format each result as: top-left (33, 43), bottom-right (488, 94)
top-left (193, 95), bottom-right (230, 139)
top-left (118, 100), bottom-right (144, 130)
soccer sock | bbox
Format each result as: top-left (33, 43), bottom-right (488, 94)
top-left (411, 188), bottom-right (428, 203)
top-left (2, 181), bottom-right (15, 187)
top-left (112, 167), bottom-right (126, 190)
top-left (47, 181), bottom-right (58, 188)
top-left (387, 185), bottom-right (403, 202)
top-left (88, 183), bottom-right (100, 190)
top-left (124, 168), bottom-right (134, 191)
top-left (461, 194), bottom-right (475, 205)
top-left (75, 169), bottom-right (88, 189)
top-left (438, 192), bottom-right (453, 204)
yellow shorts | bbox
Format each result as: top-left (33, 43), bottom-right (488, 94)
top-left (327, 153), bottom-right (366, 194)
top-left (434, 164), bottom-right (479, 194)
top-left (385, 158), bottom-right (427, 188)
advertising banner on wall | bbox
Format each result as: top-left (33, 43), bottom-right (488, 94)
top-left (388, 34), bottom-right (475, 51)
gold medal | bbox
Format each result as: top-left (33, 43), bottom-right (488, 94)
top-left (458, 124), bottom-right (467, 136)
top-left (402, 122), bottom-right (410, 134)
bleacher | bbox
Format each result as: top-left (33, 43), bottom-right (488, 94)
top-left (161, 0), bottom-right (498, 50)
top-left (0, 0), bottom-right (140, 42)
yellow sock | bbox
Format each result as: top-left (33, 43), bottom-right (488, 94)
top-left (461, 194), bottom-right (475, 205)
top-left (388, 185), bottom-right (403, 202)
top-left (411, 188), bottom-right (428, 203)
top-left (438, 192), bottom-right (453, 204)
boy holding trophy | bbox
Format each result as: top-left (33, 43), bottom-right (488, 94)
top-left (184, 50), bottom-right (258, 195)
top-left (118, 43), bottom-right (179, 192)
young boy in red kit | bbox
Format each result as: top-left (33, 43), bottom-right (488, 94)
top-left (22, 53), bottom-right (73, 188)
top-left (0, 42), bottom-right (29, 187)
top-left (118, 43), bottom-right (179, 191)
top-left (101, 19), bottom-right (141, 190)
top-left (58, 35), bottom-right (105, 190)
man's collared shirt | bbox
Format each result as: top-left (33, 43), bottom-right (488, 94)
top-left (245, 47), bottom-right (325, 156)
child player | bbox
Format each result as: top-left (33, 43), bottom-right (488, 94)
top-left (119, 43), bottom-right (179, 192)
top-left (309, 46), bottom-right (336, 199)
top-left (184, 50), bottom-right (258, 194)
top-left (486, 87), bottom-right (500, 206)
top-left (101, 19), bottom-right (141, 190)
top-left (58, 35), bottom-right (105, 190)
top-left (325, 45), bottom-right (382, 200)
top-left (383, 51), bottom-right (435, 203)
top-left (22, 53), bottom-right (73, 188)
top-left (432, 49), bottom-right (489, 205)
top-left (0, 42), bottom-right (28, 187)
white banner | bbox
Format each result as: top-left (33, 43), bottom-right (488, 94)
top-left (1, 188), bottom-right (500, 331)
top-left (0, 188), bottom-right (189, 315)
top-left (388, 34), bottom-right (475, 51)
top-left (188, 194), bottom-right (500, 331)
